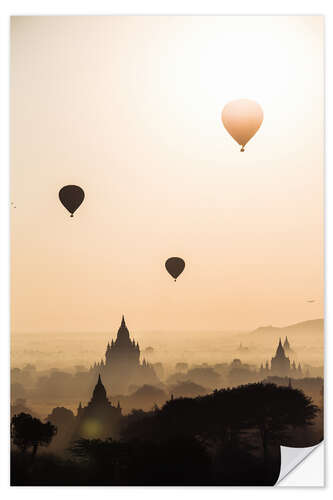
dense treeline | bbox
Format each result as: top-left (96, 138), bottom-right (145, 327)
top-left (11, 383), bottom-right (320, 486)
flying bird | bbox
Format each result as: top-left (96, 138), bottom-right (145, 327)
top-left (306, 299), bottom-right (315, 303)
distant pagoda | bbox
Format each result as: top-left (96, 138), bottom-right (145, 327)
top-left (271, 338), bottom-right (291, 376)
top-left (283, 336), bottom-right (293, 354)
top-left (260, 338), bottom-right (302, 378)
top-left (105, 315), bottom-right (140, 368)
top-left (90, 316), bottom-right (159, 393)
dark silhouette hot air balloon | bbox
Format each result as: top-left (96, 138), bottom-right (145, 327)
top-left (59, 185), bottom-right (85, 217)
top-left (165, 257), bottom-right (185, 281)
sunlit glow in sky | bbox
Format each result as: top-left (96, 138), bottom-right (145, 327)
top-left (11, 16), bottom-right (323, 333)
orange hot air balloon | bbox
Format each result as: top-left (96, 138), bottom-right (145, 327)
top-left (221, 99), bottom-right (263, 152)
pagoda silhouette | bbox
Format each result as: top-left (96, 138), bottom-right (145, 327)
top-left (259, 338), bottom-right (302, 378)
top-left (90, 316), bottom-right (159, 393)
top-left (73, 374), bottom-right (122, 440)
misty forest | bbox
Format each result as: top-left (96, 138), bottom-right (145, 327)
top-left (11, 317), bottom-right (323, 486)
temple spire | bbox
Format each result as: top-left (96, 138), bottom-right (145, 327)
top-left (283, 336), bottom-right (291, 351)
top-left (92, 373), bottom-right (107, 403)
top-left (275, 338), bottom-right (286, 358)
top-left (116, 315), bottom-right (130, 342)
top-left (99, 315), bottom-right (141, 372)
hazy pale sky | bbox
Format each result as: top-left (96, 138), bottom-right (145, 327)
top-left (11, 16), bottom-right (323, 333)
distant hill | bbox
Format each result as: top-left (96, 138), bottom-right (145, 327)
top-left (250, 319), bottom-right (323, 337)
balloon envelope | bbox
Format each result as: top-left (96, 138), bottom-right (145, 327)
top-left (165, 257), bottom-right (185, 281)
top-left (59, 185), bottom-right (85, 217)
top-left (221, 99), bottom-right (263, 151)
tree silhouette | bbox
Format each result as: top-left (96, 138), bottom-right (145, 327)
top-left (11, 413), bottom-right (57, 456)
top-left (69, 436), bottom-right (211, 485)
top-left (234, 383), bottom-right (319, 459)
top-left (122, 383), bottom-right (319, 460)
top-left (11, 384), bottom-right (320, 486)
top-left (199, 383), bottom-right (318, 460)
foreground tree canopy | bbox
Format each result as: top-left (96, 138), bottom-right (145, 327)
top-left (11, 413), bottom-right (57, 456)
top-left (11, 384), bottom-right (320, 486)
top-left (121, 383), bottom-right (319, 451)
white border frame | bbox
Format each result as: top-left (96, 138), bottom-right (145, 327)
top-left (1, 1), bottom-right (331, 497)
